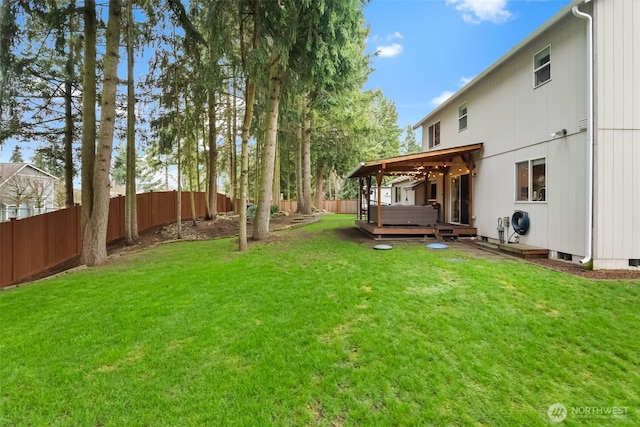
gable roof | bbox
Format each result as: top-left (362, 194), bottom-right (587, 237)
top-left (414, 0), bottom-right (584, 129)
top-left (0, 163), bottom-right (60, 189)
top-left (347, 143), bottom-right (483, 178)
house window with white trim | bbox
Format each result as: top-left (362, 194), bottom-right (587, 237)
top-left (516, 158), bottom-right (546, 202)
top-left (428, 121), bottom-right (440, 148)
top-left (458, 102), bottom-right (468, 131)
top-left (533, 46), bottom-right (551, 87)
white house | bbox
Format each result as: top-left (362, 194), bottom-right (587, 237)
top-left (388, 176), bottom-right (432, 206)
top-left (351, 0), bottom-right (639, 270)
top-left (369, 185), bottom-right (392, 206)
top-left (0, 163), bottom-right (60, 221)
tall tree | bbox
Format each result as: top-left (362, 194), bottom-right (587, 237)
top-left (402, 124), bottom-right (421, 154)
top-left (252, 0), bottom-right (369, 239)
top-left (1, 2), bottom-right (81, 205)
top-left (125, 0), bottom-right (138, 245)
top-left (0, 0), bottom-right (17, 131)
top-left (9, 145), bottom-right (23, 162)
top-left (80, 0), bottom-right (97, 262)
top-left (81, 0), bottom-right (121, 266)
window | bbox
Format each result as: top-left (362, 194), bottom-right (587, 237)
top-left (534, 46), bottom-right (551, 87)
top-left (428, 121), bottom-right (440, 148)
top-left (394, 187), bottom-right (402, 203)
top-left (458, 102), bottom-right (468, 131)
top-left (516, 158), bottom-right (546, 202)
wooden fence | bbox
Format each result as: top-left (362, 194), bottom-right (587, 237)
top-left (0, 191), bottom-right (231, 288)
top-left (279, 199), bottom-right (357, 214)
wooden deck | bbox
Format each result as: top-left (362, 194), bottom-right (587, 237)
top-left (355, 220), bottom-right (477, 240)
top-left (497, 243), bottom-right (549, 259)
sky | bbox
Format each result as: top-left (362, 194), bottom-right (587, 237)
top-left (363, 0), bottom-right (573, 136)
top-left (0, 0), bottom-right (573, 163)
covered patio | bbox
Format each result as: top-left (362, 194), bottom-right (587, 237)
top-left (347, 143), bottom-right (483, 239)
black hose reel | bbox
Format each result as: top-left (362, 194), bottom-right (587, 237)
top-left (511, 210), bottom-right (530, 235)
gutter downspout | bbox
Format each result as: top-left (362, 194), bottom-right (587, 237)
top-left (573, 2), bottom-right (593, 265)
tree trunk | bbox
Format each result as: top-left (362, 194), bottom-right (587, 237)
top-left (239, 79), bottom-right (256, 251)
top-left (272, 125), bottom-right (280, 210)
top-left (188, 137), bottom-right (197, 226)
top-left (64, 68), bottom-right (74, 207)
top-left (315, 161), bottom-right (324, 211)
top-left (125, 0), bottom-right (138, 245)
top-left (80, 0), bottom-right (96, 241)
top-left (252, 58), bottom-right (282, 241)
top-left (206, 88), bottom-right (217, 219)
top-left (295, 101), bottom-right (304, 213)
top-left (64, 11), bottom-right (74, 208)
top-left (201, 122), bottom-right (210, 215)
top-left (176, 136), bottom-right (182, 239)
top-left (81, 0), bottom-right (121, 266)
top-left (228, 76), bottom-right (237, 213)
top-left (302, 110), bottom-right (312, 214)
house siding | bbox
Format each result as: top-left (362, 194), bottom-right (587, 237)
top-left (593, 0), bottom-right (640, 268)
top-left (420, 12), bottom-right (590, 258)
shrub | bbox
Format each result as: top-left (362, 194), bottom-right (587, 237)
top-left (246, 204), bottom-right (279, 219)
top-left (247, 205), bottom-right (257, 219)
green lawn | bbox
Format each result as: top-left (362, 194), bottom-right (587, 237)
top-left (1, 215), bottom-right (638, 426)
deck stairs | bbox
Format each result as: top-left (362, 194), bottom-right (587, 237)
top-left (436, 226), bottom-right (458, 241)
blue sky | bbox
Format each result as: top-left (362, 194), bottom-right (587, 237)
top-left (363, 0), bottom-right (572, 133)
top-left (1, 0), bottom-right (573, 163)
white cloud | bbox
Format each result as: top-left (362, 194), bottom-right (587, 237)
top-left (431, 91), bottom-right (455, 107)
top-left (375, 43), bottom-right (403, 58)
top-left (370, 32), bottom-right (403, 46)
top-left (430, 76), bottom-right (476, 107)
top-left (430, 76), bottom-right (476, 106)
top-left (459, 76), bottom-right (474, 86)
top-left (446, 0), bottom-right (512, 24)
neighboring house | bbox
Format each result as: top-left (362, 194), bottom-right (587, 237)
top-left (370, 185), bottom-right (392, 206)
top-left (388, 176), bottom-right (428, 207)
top-left (0, 163), bottom-right (60, 221)
top-left (351, 0), bottom-right (639, 270)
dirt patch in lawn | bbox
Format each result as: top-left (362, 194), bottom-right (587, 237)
top-left (108, 212), bottom-right (316, 255)
top-left (458, 240), bottom-right (640, 280)
top-left (526, 257), bottom-right (640, 280)
top-left (8, 213), bottom-right (315, 287)
top-left (10, 217), bottom-right (639, 287)
top-left (331, 227), bottom-right (640, 281)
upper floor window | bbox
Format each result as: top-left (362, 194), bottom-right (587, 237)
top-left (516, 158), bottom-right (546, 202)
top-left (458, 102), bottom-right (468, 131)
top-left (428, 121), bottom-right (440, 148)
top-left (534, 46), bottom-right (551, 87)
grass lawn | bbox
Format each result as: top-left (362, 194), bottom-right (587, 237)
top-left (1, 215), bottom-right (638, 426)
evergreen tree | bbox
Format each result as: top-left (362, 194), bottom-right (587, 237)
top-left (402, 124), bottom-right (421, 154)
top-left (9, 145), bottom-right (23, 162)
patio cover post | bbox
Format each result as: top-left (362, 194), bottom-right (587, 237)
top-left (376, 169), bottom-right (384, 227)
top-left (366, 175), bottom-right (372, 223)
top-left (464, 155), bottom-right (474, 227)
top-left (441, 166), bottom-right (450, 222)
top-left (357, 177), bottom-right (363, 219)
